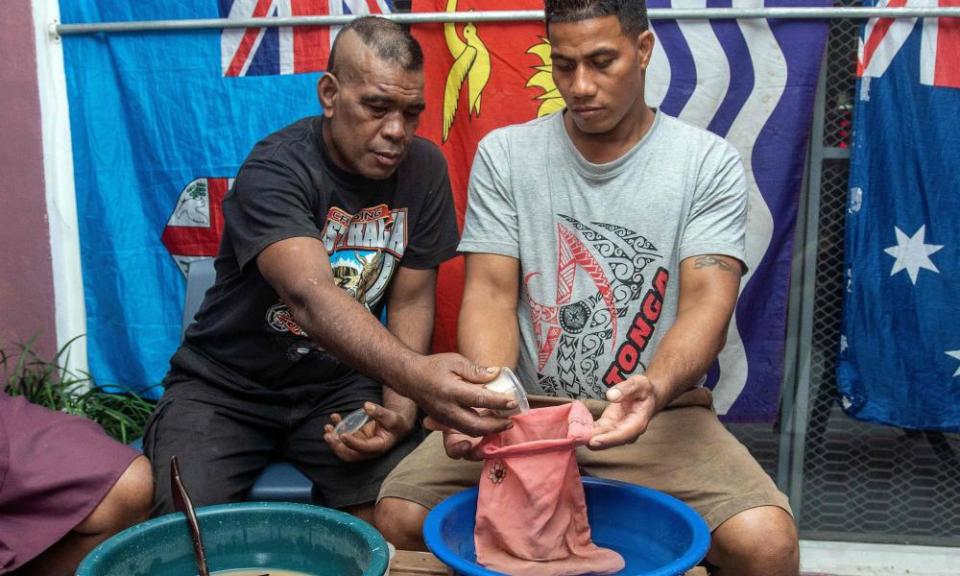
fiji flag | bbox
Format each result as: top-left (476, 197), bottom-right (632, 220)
top-left (839, 0), bottom-right (960, 430)
top-left (220, 0), bottom-right (394, 76)
top-left (59, 1), bottom-right (336, 398)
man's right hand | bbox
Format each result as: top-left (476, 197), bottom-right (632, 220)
top-left (404, 355), bottom-right (515, 437)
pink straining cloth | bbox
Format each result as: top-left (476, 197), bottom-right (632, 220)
top-left (473, 402), bottom-right (625, 576)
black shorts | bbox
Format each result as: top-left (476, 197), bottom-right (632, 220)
top-left (143, 375), bottom-right (424, 516)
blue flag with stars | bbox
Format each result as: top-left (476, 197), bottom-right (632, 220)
top-left (839, 2), bottom-right (960, 431)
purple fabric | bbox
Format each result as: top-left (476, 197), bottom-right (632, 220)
top-left (0, 393), bottom-right (139, 573)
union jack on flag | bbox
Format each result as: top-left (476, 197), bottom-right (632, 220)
top-left (220, 0), bottom-right (395, 77)
top-left (858, 0), bottom-right (960, 88)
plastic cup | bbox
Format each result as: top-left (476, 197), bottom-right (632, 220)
top-left (334, 407), bottom-right (371, 435)
top-left (483, 367), bottom-right (530, 416)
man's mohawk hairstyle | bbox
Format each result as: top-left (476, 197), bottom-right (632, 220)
top-left (328, 16), bottom-right (424, 77)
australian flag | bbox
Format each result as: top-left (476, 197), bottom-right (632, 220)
top-left (220, 0), bottom-right (394, 76)
top-left (839, 0), bottom-right (960, 430)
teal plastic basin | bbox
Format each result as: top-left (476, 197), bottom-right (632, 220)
top-left (76, 502), bottom-right (389, 576)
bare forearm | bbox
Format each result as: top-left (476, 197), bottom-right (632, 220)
top-left (645, 301), bottom-right (730, 410)
top-left (381, 386), bottom-right (417, 424)
top-left (589, 255), bottom-right (740, 449)
top-left (458, 253), bottom-right (522, 369)
top-left (458, 297), bottom-right (518, 369)
top-left (284, 280), bottom-right (421, 396)
top-left (388, 301), bottom-right (434, 355)
top-left (258, 239), bottom-right (515, 436)
top-left (385, 296), bottom-right (435, 421)
top-left (637, 254), bottom-right (741, 410)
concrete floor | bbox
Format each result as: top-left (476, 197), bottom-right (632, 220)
top-left (799, 540), bottom-right (960, 576)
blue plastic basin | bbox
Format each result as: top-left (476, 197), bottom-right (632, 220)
top-left (423, 477), bottom-right (710, 576)
top-left (76, 501), bottom-right (389, 576)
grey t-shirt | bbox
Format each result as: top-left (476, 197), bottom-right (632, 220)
top-left (459, 111), bottom-right (747, 400)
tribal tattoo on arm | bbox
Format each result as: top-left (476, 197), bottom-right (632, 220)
top-left (692, 255), bottom-right (739, 274)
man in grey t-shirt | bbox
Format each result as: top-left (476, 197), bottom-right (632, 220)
top-left (376, 1), bottom-right (799, 574)
top-left (459, 110), bottom-right (748, 403)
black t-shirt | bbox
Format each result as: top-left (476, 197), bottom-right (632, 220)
top-left (168, 117), bottom-right (458, 403)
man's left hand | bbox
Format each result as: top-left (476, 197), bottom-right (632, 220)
top-left (589, 374), bottom-right (661, 450)
top-left (323, 402), bottom-right (415, 462)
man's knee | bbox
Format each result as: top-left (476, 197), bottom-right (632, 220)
top-left (77, 455), bottom-right (153, 536)
top-left (709, 506), bottom-right (799, 575)
top-left (149, 455), bottom-right (248, 517)
top-left (374, 497), bottom-right (430, 551)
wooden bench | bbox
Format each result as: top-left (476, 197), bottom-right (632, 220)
top-left (388, 551), bottom-right (709, 576)
top-left (391, 551), bottom-right (448, 575)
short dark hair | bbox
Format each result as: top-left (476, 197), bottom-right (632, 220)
top-left (544, 0), bottom-right (649, 36)
top-left (328, 16), bottom-right (424, 76)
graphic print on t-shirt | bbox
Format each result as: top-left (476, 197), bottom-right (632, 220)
top-left (527, 215), bottom-right (669, 399)
top-left (265, 204), bottom-right (408, 340)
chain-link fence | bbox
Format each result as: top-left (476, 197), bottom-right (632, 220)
top-left (730, 0), bottom-right (960, 546)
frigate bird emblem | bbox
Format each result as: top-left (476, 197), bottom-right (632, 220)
top-left (442, 0), bottom-right (490, 142)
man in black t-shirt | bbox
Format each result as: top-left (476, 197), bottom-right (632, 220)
top-left (144, 17), bottom-right (516, 520)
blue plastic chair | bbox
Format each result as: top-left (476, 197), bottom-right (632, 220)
top-left (177, 258), bottom-right (314, 503)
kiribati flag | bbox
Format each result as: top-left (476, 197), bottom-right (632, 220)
top-left (839, 0), bottom-right (960, 430)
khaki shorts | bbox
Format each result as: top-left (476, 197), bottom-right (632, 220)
top-left (378, 388), bottom-right (791, 531)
